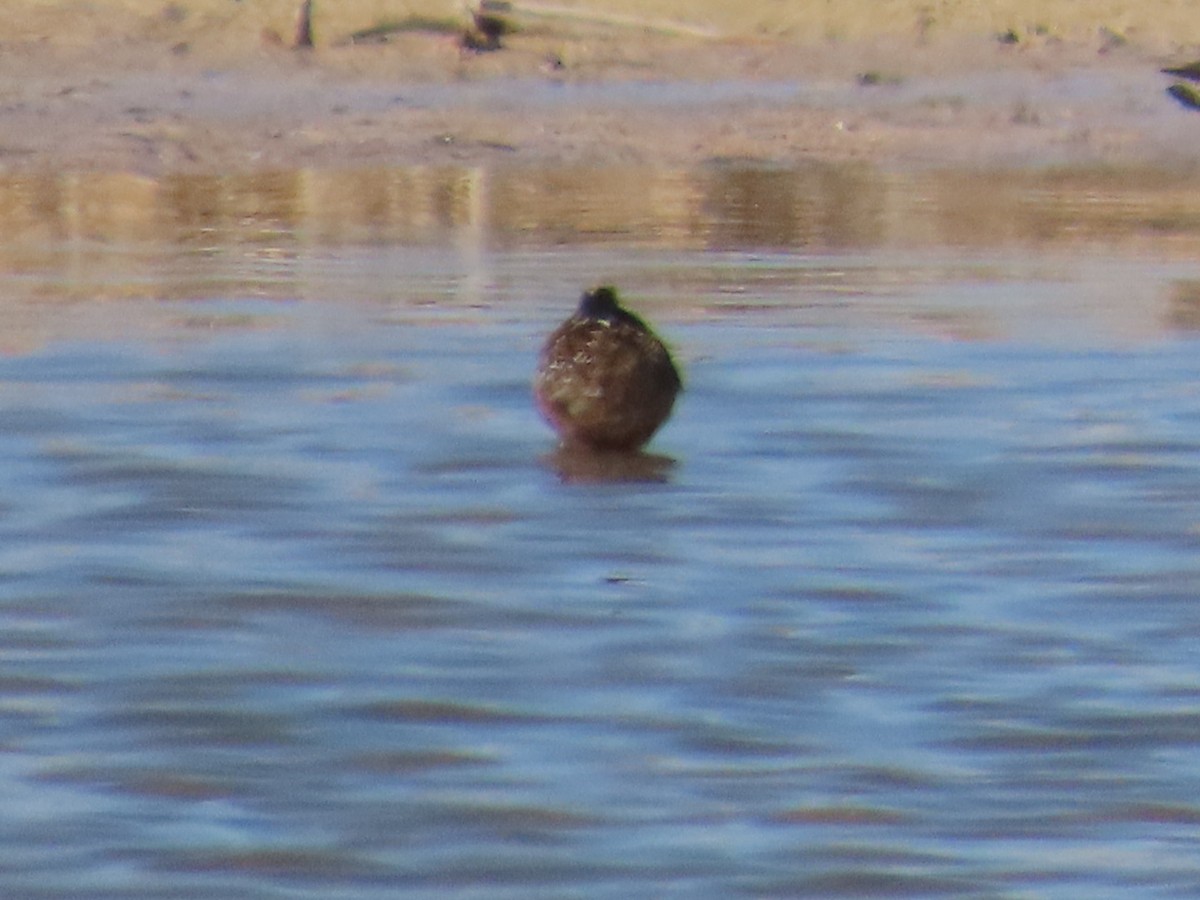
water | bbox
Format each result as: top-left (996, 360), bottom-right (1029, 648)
top-left (3, 163), bottom-right (1200, 897)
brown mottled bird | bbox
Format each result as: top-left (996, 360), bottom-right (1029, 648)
top-left (534, 286), bottom-right (682, 451)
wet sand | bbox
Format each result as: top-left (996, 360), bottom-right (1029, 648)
top-left (4, 0), bottom-right (1200, 175)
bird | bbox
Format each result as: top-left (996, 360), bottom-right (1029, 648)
top-left (534, 286), bottom-right (682, 451)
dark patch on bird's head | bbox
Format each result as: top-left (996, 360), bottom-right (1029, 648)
top-left (578, 286), bottom-right (649, 331)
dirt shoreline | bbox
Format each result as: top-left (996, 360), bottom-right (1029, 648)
top-left (2, 17), bottom-right (1200, 176)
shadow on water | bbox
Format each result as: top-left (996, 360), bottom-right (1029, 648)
top-left (541, 446), bottom-right (677, 484)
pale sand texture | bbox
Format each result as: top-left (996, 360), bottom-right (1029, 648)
top-left (14, 0), bottom-right (1200, 54)
top-left (2, 0), bottom-right (1200, 173)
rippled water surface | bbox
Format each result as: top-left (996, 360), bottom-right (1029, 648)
top-left (5, 163), bottom-right (1200, 897)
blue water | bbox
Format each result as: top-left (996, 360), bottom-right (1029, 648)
top-left (3, 166), bottom-right (1200, 897)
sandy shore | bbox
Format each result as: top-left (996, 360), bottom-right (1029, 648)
top-left (3, 1), bottom-right (1200, 175)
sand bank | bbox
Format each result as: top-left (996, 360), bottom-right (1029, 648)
top-left (2, 0), bottom-right (1200, 174)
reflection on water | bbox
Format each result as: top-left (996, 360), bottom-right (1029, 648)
top-left (1167, 280), bottom-right (1200, 332)
top-left (3, 162), bottom-right (1200, 350)
top-left (4, 162), bottom-right (1200, 897)
top-left (6, 162), bottom-right (1200, 257)
top-left (542, 446), bottom-right (678, 484)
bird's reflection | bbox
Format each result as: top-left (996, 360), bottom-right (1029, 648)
top-left (541, 446), bottom-right (677, 484)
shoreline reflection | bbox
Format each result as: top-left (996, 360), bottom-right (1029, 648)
top-left (0, 162), bottom-right (1198, 351)
top-left (3, 163), bottom-right (1200, 257)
